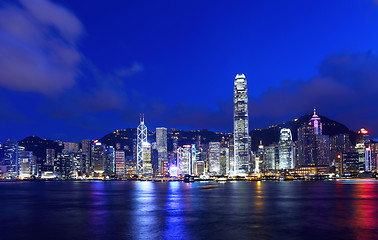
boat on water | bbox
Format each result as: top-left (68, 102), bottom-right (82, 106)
top-left (216, 177), bottom-right (227, 182)
top-left (183, 175), bottom-right (195, 182)
top-left (200, 185), bottom-right (217, 189)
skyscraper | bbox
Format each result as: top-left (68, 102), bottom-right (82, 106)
top-left (298, 122), bottom-right (315, 167)
top-left (220, 147), bottom-right (229, 175)
top-left (298, 109), bottom-right (330, 169)
top-left (105, 146), bottom-right (115, 175)
top-left (92, 141), bottom-right (105, 173)
top-left (177, 145), bottom-right (196, 175)
top-left (233, 74), bottom-right (250, 175)
top-left (115, 150), bottom-right (125, 176)
top-left (279, 128), bottom-right (294, 169)
top-left (357, 128), bottom-right (372, 171)
top-left (156, 127), bottom-right (168, 175)
top-left (46, 149), bottom-right (55, 166)
top-left (265, 144), bottom-right (278, 170)
top-left (4, 139), bottom-right (18, 177)
top-left (142, 142), bottom-right (153, 176)
top-left (81, 139), bottom-right (91, 174)
top-left (137, 114), bottom-right (147, 174)
top-left (309, 109), bottom-right (322, 135)
top-left (209, 142), bottom-right (221, 175)
top-left (18, 149), bottom-right (32, 179)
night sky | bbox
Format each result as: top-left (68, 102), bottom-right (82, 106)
top-left (1, 0), bottom-right (378, 142)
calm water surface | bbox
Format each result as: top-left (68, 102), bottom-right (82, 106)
top-left (0, 180), bottom-right (377, 240)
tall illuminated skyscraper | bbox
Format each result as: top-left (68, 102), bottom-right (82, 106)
top-left (156, 127), bottom-right (167, 175)
top-left (177, 145), bottom-right (196, 175)
top-left (137, 114), bottom-right (147, 174)
top-left (233, 74), bottom-right (250, 174)
top-left (4, 139), bottom-right (18, 177)
top-left (142, 142), bottom-right (153, 176)
top-left (309, 109), bottom-right (322, 135)
top-left (92, 141), bottom-right (105, 173)
top-left (115, 150), bottom-right (125, 176)
top-left (279, 128), bottom-right (294, 169)
top-left (209, 142), bottom-right (221, 174)
top-left (357, 128), bottom-right (372, 171)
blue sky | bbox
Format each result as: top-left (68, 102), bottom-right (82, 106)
top-left (1, 0), bottom-right (378, 141)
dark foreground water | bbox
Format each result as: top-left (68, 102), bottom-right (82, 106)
top-left (0, 180), bottom-right (377, 240)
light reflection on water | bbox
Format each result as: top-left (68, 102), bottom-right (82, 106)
top-left (0, 180), bottom-right (377, 240)
top-left (164, 181), bottom-right (186, 240)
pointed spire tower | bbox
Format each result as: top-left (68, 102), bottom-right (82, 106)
top-left (309, 108), bottom-right (322, 135)
top-left (137, 114), bottom-right (148, 174)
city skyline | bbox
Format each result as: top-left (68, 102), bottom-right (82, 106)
top-left (1, 1), bottom-right (378, 142)
top-left (1, 2), bottom-right (378, 239)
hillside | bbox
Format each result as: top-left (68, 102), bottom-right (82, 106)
top-left (250, 114), bottom-right (356, 151)
top-left (18, 136), bottom-right (63, 161)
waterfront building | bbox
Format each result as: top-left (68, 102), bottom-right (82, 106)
top-left (279, 129), bottom-right (294, 169)
top-left (105, 146), bottom-right (115, 175)
top-left (18, 149), bottom-right (32, 178)
top-left (227, 136), bottom-right (235, 175)
top-left (254, 156), bottom-right (260, 173)
top-left (220, 147), bottom-right (229, 175)
top-left (115, 150), bottom-right (125, 176)
top-left (371, 142), bottom-right (378, 171)
top-left (209, 142), bottom-right (221, 175)
top-left (297, 110), bottom-right (330, 172)
top-left (342, 152), bottom-right (359, 176)
top-left (156, 127), bottom-right (168, 175)
top-left (365, 146), bottom-right (372, 172)
top-left (256, 141), bottom-right (265, 172)
top-left (265, 144), bottom-right (278, 170)
top-left (329, 134), bottom-right (352, 173)
top-left (56, 150), bottom-right (74, 178)
top-left (233, 74), bottom-right (250, 175)
top-left (92, 141), bottom-right (105, 174)
top-left (71, 152), bottom-right (84, 177)
top-left (356, 142), bottom-right (365, 171)
top-left (177, 146), bottom-right (189, 175)
top-left (125, 156), bottom-right (136, 175)
top-left (137, 115), bottom-right (147, 174)
top-left (4, 139), bottom-right (18, 177)
top-left (194, 159), bottom-right (206, 176)
top-left (316, 135), bottom-right (330, 166)
top-left (81, 139), bottom-right (91, 174)
top-left (177, 145), bottom-right (196, 175)
top-left (356, 128), bottom-right (371, 171)
top-left (151, 143), bottom-right (159, 174)
top-left (142, 142), bottom-right (153, 176)
top-left (161, 160), bottom-right (169, 176)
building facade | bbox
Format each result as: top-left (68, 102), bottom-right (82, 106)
top-left (209, 142), bottom-right (221, 175)
top-left (233, 74), bottom-right (250, 175)
top-left (137, 115), bottom-right (147, 174)
top-left (156, 127), bottom-right (168, 175)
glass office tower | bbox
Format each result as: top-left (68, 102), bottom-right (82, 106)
top-left (233, 74), bottom-right (250, 174)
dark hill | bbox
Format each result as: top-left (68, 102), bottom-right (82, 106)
top-left (250, 114), bottom-right (356, 151)
top-left (99, 128), bottom-right (138, 156)
top-left (18, 136), bottom-right (63, 161)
